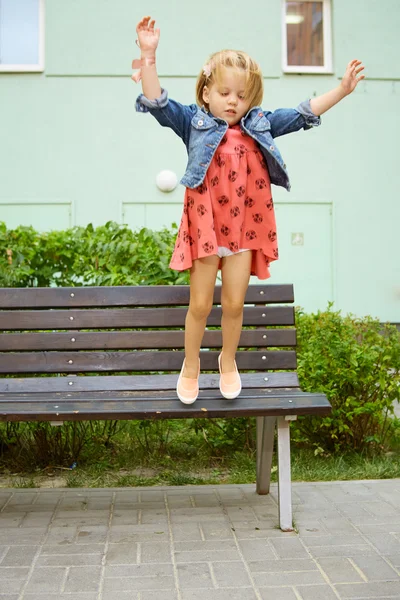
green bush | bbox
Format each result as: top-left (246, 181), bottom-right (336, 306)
top-left (0, 220), bottom-right (189, 287)
top-left (293, 305), bottom-right (400, 454)
top-left (1, 220), bottom-right (399, 466)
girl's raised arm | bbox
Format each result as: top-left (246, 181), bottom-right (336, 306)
top-left (133, 16), bottom-right (161, 101)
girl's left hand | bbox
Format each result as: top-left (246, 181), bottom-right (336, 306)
top-left (340, 59), bottom-right (365, 95)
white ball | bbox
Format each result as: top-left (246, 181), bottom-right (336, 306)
top-left (155, 170), bottom-right (178, 192)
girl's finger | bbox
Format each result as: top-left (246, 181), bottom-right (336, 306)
top-left (149, 19), bottom-right (155, 30)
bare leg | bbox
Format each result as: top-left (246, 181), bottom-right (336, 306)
top-left (183, 255), bottom-right (220, 378)
top-left (220, 251), bottom-right (252, 373)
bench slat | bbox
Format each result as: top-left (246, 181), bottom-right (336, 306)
top-left (0, 306), bottom-right (294, 330)
top-left (0, 350), bottom-right (297, 373)
top-left (0, 329), bottom-right (296, 351)
top-left (0, 372), bottom-right (299, 393)
top-left (0, 284), bottom-right (294, 308)
top-left (0, 389), bottom-right (331, 421)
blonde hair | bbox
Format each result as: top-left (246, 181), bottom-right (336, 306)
top-left (196, 50), bottom-right (263, 110)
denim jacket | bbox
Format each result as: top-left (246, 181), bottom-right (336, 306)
top-left (135, 88), bottom-right (321, 191)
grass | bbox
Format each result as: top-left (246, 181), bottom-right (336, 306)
top-left (1, 419), bottom-right (400, 489)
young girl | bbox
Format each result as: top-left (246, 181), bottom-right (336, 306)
top-left (133, 15), bottom-right (365, 405)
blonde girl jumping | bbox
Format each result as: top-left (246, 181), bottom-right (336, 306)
top-left (133, 15), bottom-right (365, 405)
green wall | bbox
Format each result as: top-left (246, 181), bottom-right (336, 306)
top-left (0, 0), bottom-right (399, 320)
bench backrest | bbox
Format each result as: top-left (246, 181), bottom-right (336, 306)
top-left (0, 285), bottom-right (299, 393)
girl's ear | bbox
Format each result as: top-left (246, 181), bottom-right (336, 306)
top-left (202, 86), bottom-right (210, 104)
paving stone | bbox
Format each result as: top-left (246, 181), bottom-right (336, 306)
top-left (361, 502), bottom-right (400, 518)
top-left (177, 562), bottom-right (213, 589)
top-left (252, 506), bottom-right (279, 521)
top-left (24, 595), bottom-right (98, 600)
top-left (335, 581), bottom-right (400, 597)
top-left (0, 514), bottom-right (24, 528)
top-left (363, 533), bottom-right (400, 554)
top-left (248, 559), bottom-right (318, 573)
top-left (36, 553), bottom-right (103, 567)
top-left (52, 516), bottom-right (109, 527)
top-left (191, 494), bottom-right (220, 507)
top-left (269, 538), bottom-right (310, 559)
top-left (63, 566), bottom-right (102, 593)
top-left (44, 526), bottom-right (78, 545)
top-left (318, 517), bottom-right (360, 534)
top-left (140, 491), bottom-right (166, 502)
top-left (20, 512), bottom-right (53, 527)
top-left (24, 567), bottom-right (66, 593)
top-left (166, 496), bottom-right (193, 508)
top-left (104, 564), bottom-right (173, 578)
top-left (351, 555), bottom-right (400, 581)
top-left (76, 525), bottom-right (108, 544)
top-left (171, 523), bottom-right (203, 541)
top-left (169, 508), bottom-right (226, 523)
top-left (200, 523), bottom-right (235, 540)
top-left (40, 543), bottom-right (104, 555)
top-left (0, 579), bottom-right (24, 593)
top-left (225, 507), bottom-right (258, 521)
top-left (101, 592), bottom-right (141, 600)
top-left (238, 539), bottom-right (277, 561)
top-left (109, 525), bottom-right (169, 543)
top-left (307, 545), bottom-right (376, 558)
top-left (106, 542), bottom-right (139, 564)
top-left (317, 557), bottom-right (364, 583)
top-left (174, 540), bottom-right (239, 563)
top-left (140, 510), bottom-right (168, 525)
top-left (0, 546), bottom-right (38, 566)
top-left (32, 493), bottom-right (63, 506)
top-left (111, 509), bottom-right (139, 525)
top-left (259, 588), bottom-right (298, 600)
top-left (6, 493), bottom-right (38, 506)
top-left (181, 590), bottom-right (257, 600)
top-left (140, 592), bottom-right (179, 600)
top-left (356, 523), bottom-right (400, 534)
top-left (0, 528), bottom-right (46, 545)
top-left (386, 554), bottom-right (400, 568)
top-left (295, 584), bottom-right (339, 600)
top-left (296, 521), bottom-right (329, 536)
top-left (102, 574), bottom-right (175, 592)
top-left (141, 542), bottom-right (172, 563)
top-left (253, 570), bottom-right (326, 587)
top-left (233, 522), bottom-right (288, 539)
top-left (300, 534), bottom-right (366, 547)
top-left (113, 492), bottom-right (140, 506)
top-left (211, 561), bottom-right (251, 587)
top-left (0, 566), bottom-right (30, 579)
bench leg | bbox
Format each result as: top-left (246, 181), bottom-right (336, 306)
top-left (256, 416), bottom-right (276, 495)
top-left (277, 416), bottom-right (294, 531)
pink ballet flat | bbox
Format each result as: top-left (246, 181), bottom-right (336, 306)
top-left (218, 352), bottom-right (242, 399)
top-left (177, 359), bottom-right (200, 405)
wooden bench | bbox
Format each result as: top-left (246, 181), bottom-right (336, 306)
top-left (0, 284), bottom-right (331, 530)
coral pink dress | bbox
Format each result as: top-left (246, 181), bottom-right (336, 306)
top-left (169, 125), bottom-right (279, 279)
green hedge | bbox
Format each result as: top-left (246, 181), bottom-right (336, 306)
top-left (0, 221), bottom-right (399, 463)
top-left (0, 220), bottom-right (189, 287)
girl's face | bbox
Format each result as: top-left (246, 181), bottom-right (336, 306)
top-left (202, 67), bottom-right (251, 126)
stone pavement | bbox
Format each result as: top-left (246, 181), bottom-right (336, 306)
top-left (0, 480), bottom-right (400, 600)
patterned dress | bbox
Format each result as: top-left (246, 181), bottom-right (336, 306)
top-left (169, 125), bottom-right (279, 279)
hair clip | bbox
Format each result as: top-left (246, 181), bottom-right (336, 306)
top-left (203, 63), bottom-right (212, 78)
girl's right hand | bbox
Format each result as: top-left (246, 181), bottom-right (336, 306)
top-left (136, 16), bottom-right (160, 55)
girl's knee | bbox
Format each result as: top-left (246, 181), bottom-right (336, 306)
top-left (189, 298), bottom-right (213, 321)
top-left (221, 297), bottom-right (244, 318)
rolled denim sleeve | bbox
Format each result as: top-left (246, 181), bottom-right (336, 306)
top-left (264, 99), bottom-right (321, 138)
top-left (135, 88), bottom-right (169, 113)
top-left (135, 88), bottom-right (197, 145)
top-left (295, 99), bottom-right (321, 130)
